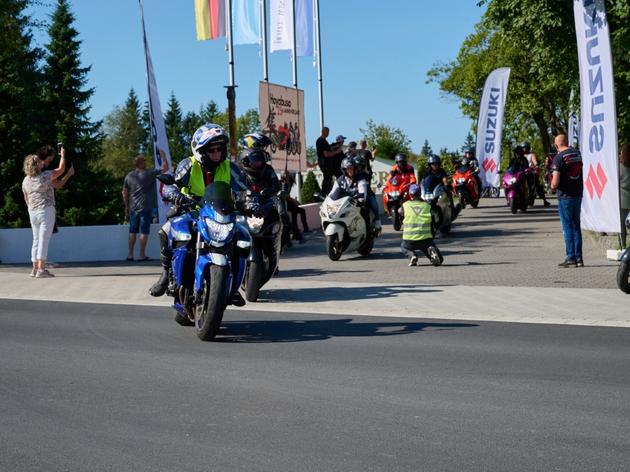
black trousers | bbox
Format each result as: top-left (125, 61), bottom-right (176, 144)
top-left (319, 158), bottom-right (342, 196)
top-left (287, 197), bottom-right (309, 233)
top-left (400, 239), bottom-right (442, 261)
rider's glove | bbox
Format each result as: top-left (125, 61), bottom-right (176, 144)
top-left (175, 193), bottom-right (193, 207)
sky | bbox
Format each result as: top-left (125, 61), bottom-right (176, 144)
top-left (28, 0), bottom-right (486, 155)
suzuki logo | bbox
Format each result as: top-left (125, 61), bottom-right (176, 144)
top-left (584, 163), bottom-right (608, 199)
top-left (481, 158), bottom-right (497, 173)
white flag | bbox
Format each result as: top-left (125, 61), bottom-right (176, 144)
top-left (475, 67), bottom-right (511, 189)
top-left (568, 89), bottom-right (580, 148)
top-left (270, 0), bottom-right (293, 52)
top-left (140, 0), bottom-right (172, 224)
top-left (574, 0), bottom-right (620, 233)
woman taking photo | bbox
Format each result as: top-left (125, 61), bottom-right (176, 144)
top-left (22, 146), bottom-right (72, 278)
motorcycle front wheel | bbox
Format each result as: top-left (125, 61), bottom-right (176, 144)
top-left (392, 207), bottom-right (402, 231)
top-left (509, 198), bottom-right (517, 214)
top-left (245, 261), bottom-right (264, 302)
top-left (195, 265), bottom-right (228, 341)
top-left (326, 234), bottom-right (342, 261)
top-left (617, 261), bottom-right (630, 293)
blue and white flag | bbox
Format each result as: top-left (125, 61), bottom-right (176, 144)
top-left (140, 0), bottom-right (172, 224)
top-left (574, 0), bottom-right (620, 233)
top-left (475, 67), bottom-right (511, 189)
top-left (295, 0), bottom-right (314, 56)
top-left (233, 0), bottom-right (261, 45)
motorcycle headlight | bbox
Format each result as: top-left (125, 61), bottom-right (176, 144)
top-left (204, 218), bottom-right (234, 242)
top-left (457, 178), bottom-right (466, 184)
top-left (323, 202), bottom-right (341, 219)
top-left (509, 177), bottom-right (517, 185)
top-left (247, 215), bottom-right (265, 233)
top-left (389, 191), bottom-right (400, 198)
top-left (423, 193), bottom-right (433, 201)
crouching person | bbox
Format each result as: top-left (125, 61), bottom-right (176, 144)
top-left (399, 184), bottom-right (443, 267)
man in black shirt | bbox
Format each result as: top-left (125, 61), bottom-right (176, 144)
top-left (550, 134), bottom-right (584, 267)
top-left (316, 127), bottom-right (338, 195)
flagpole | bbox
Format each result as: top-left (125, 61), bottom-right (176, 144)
top-left (314, 0), bottom-right (324, 129)
top-left (226, 0), bottom-right (238, 158)
top-left (291, 0), bottom-right (298, 89)
top-left (261, 0), bottom-right (269, 81)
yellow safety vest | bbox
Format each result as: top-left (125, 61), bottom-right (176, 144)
top-left (402, 200), bottom-right (432, 241)
top-left (181, 158), bottom-right (231, 197)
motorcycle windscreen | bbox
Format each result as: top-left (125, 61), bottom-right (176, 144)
top-left (203, 182), bottom-right (235, 216)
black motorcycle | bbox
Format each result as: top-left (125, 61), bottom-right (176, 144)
top-left (242, 190), bottom-right (282, 302)
top-left (616, 215), bottom-right (630, 293)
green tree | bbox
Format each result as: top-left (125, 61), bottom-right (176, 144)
top-left (0, 0), bottom-right (43, 227)
top-left (299, 170), bottom-right (321, 204)
top-left (360, 119), bottom-right (410, 161)
top-left (461, 132), bottom-right (475, 153)
top-left (42, 0), bottom-right (119, 225)
top-left (420, 139), bottom-right (433, 158)
top-left (164, 91), bottom-right (187, 163)
top-left (100, 88), bottom-right (146, 179)
top-left (237, 108), bottom-right (260, 141)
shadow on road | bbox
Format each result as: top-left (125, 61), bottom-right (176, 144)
top-left (218, 318), bottom-right (478, 343)
top-left (278, 268), bottom-right (371, 278)
top-left (258, 285), bottom-right (445, 303)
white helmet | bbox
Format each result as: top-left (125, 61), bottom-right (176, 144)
top-left (191, 123), bottom-right (229, 170)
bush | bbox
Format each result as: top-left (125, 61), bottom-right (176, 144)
top-left (299, 170), bottom-right (321, 204)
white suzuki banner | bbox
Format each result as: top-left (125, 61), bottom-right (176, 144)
top-left (475, 67), bottom-right (510, 189)
top-left (140, 0), bottom-right (172, 224)
top-left (574, 0), bottom-right (620, 233)
top-left (568, 89), bottom-right (580, 148)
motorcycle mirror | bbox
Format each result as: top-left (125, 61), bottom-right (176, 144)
top-left (157, 174), bottom-right (175, 185)
top-left (313, 192), bottom-right (325, 202)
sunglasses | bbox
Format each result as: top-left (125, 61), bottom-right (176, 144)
top-left (204, 146), bottom-right (222, 154)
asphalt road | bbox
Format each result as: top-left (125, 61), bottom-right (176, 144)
top-left (2, 299), bottom-right (629, 472)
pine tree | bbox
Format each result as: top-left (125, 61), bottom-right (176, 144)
top-left (299, 171), bottom-right (321, 204)
top-left (420, 139), bottom-right (433, 158)
top-left (100, 88), bottom-right (146, 179)
top-left (462, 132), bottom-right (475, 153)
top-left (42, 0), bottom-right (119, 225)
top-left (0, 0), bottom-right (43, 227)
top-left (164, 92), bottom-right (187, 163)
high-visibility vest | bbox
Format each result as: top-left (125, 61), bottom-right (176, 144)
top-left (402, 200), bottom-right (432, 241)
top-left (181, 158), bottom-right (231, 197)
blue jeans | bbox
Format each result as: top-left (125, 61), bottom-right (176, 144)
top-left (557, 197), bottom-right (582, 261)
top-left (129, 209), bottom-right (152, 235)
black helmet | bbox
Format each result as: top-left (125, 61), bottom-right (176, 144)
top-left (521, 141), bottom-right (531, 151)
top-left (427, 154), bottom-right (441, 166)
top-left (241, 149), bottom-right (269, 177)
top-left (352, 155), bottom-right (366, 172)
top-left (394, 153), bottom-right (407, 164)
top-left (461, 157), bottom-right (470, 167)
top-left (513, 145), bottom-right (525, 156)
top-left (464, 147), bottom-right (475, 157)
top-left (341, 156), bottom-right (355, 174)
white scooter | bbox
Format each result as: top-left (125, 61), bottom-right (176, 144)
top-left (319, 195), bottom-right (378, 261)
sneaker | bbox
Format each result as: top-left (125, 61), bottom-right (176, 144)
top-left (30, 269), bottom-right (36, 277)
top-left (408, 256), bottom-right (418, 266)
top-left (543, 200), bottom-right (551, 207)
top-left (558, 259), bottom-right (577, 268)
top-left (428, 247), bottom-right (442, 267)
top-left (576, 260), bottom-right (584, 267)
top-left (35, 269), bottom-right (55, 278)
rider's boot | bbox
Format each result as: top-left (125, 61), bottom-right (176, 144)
top-left (150, 230), bottom-right (172, 297)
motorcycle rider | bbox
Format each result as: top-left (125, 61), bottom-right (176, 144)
top-left (522, 141), bottom-right (551, 207)
top-left (422, 154), bottom-right (455, 211)
top-left (329, 156), bottom-right (381, 231)
top-left (387, 153), bottom-right (417, 186)
top-left (508, 145), bottom-right (529, 173)
top-left (352, 154), bottom-right (380, 230)
top-left (398, 183), bottom-right (443, 267)
top-left (463, 147), bottom-right (483, 195)
top-left (149, 123), bottom-right (248, 306)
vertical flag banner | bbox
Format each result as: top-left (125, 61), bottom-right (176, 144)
top-left (259, 81), bottom-right (307, 172)
top-left (233, 0), bottom-right (260, 45)
top-left (270, 0), bottom-right (292, 52)
top-left (295, 0), bottom-right (314, 56)
top-left (195, 0), bottom-right (226, 41)
top-left (140, 0), bottom-right (172, 224)
top-left (475, 67), bottom-right (511, 189)
top-left (574, 0), bottom-right (620, 232)
top-left (270, 0), bottom-right (314, 56)
top-left (568, 89), bottom-right (580, 148)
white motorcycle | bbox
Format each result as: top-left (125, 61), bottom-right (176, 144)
top-left (422, 182), bottom-right (454, 235)
top-left (319, 195), bottom-right (378, 261)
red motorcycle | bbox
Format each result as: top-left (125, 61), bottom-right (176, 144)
top-left (382, 175), bottom-right (413, 231)
top-left (452, 166), bottom-right (480, 209)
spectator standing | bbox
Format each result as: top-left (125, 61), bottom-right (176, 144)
top-left (619, 143), bottom-right (630, 248)
top-left (22, 152), bottom-right (70, 277)
top-left (550, 134), bottom-right (584, 267)
top-left (331, 134), bottom-right (346, 182)
top-left (280, 171), bottom-right (310, 244)
top-left (315, 127), bottom-right (338, 195)
top-left (358, 140), bottom-right (374, 179)
top-left (123, 153), bottom-right (168, 261)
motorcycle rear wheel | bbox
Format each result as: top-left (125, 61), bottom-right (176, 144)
top-left (326, 234), bottom-right (342, 261)
top-left (617, 261), bottom-right (630, 294)
top-left (245, 261), bottom-right (264, 302)
top-left (195, 265), bottom-right (228, 341)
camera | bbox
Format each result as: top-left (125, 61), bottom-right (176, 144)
top-left (57, 142), bottom-right (64, 153)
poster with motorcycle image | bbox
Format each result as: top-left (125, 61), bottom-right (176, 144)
top-left (258, 81), bottom-right (308, 172)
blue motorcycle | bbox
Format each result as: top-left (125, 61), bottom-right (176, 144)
top-left (159, 176), bottom-right (250, 341)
